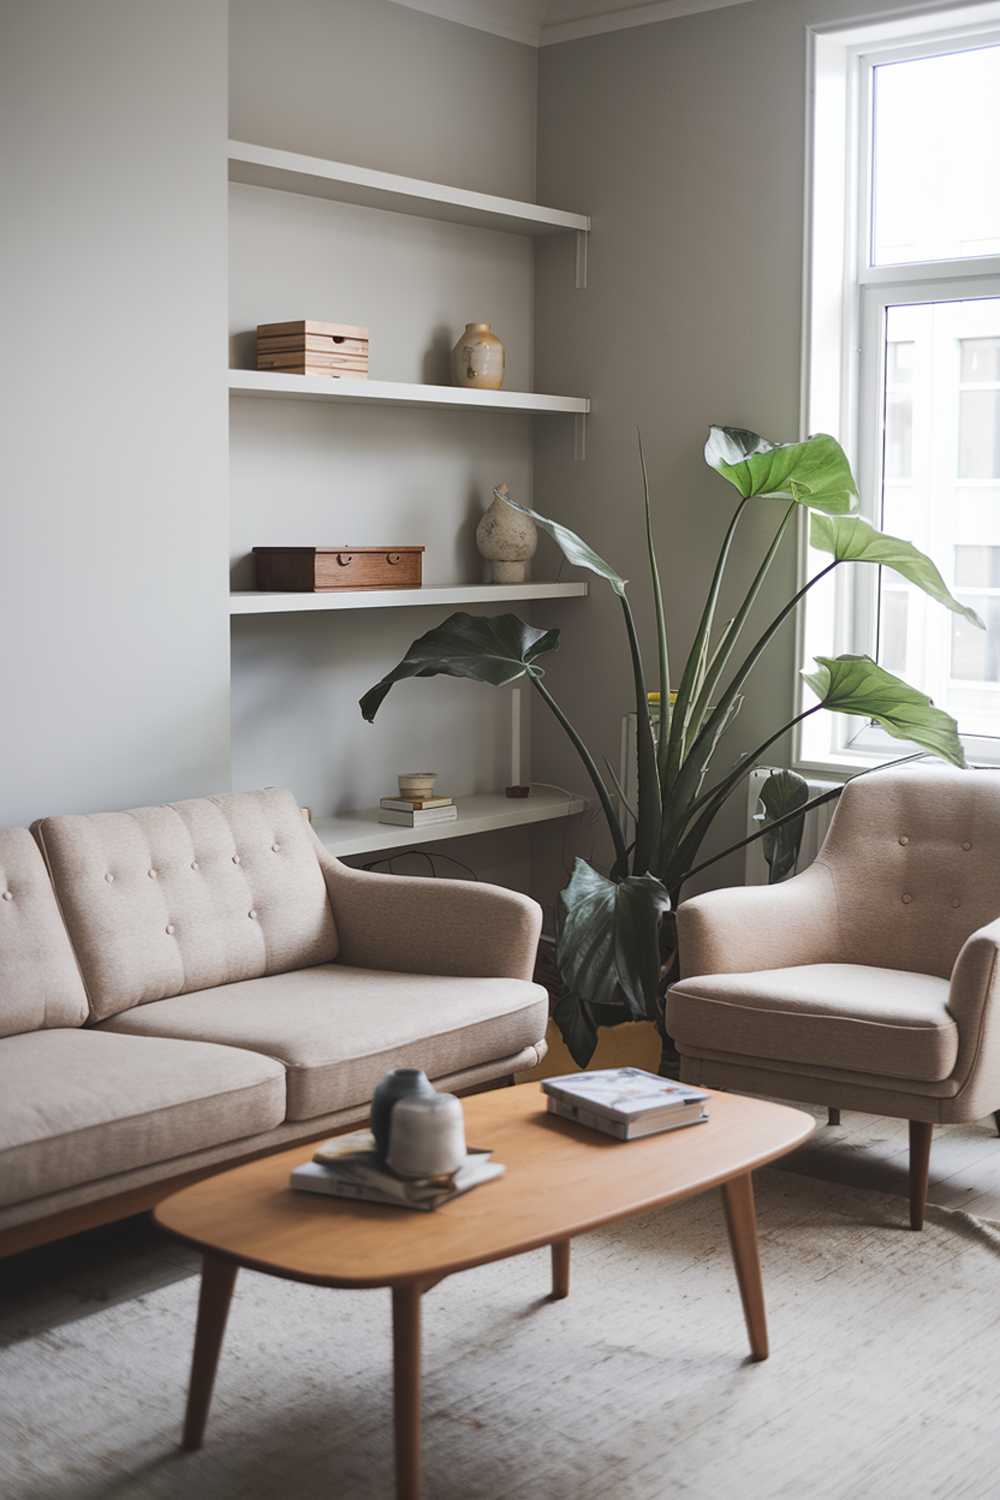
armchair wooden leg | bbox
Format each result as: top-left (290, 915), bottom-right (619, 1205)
top-left (827, 1107), bottom-right (841, 1127)
top-left (993, 1110), bottom-right (1000, 1139)
top-left (909, 1121), bottom-right (933, 1231)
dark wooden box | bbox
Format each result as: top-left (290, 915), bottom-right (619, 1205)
top-left (254, 547), bottom-right (424, 592)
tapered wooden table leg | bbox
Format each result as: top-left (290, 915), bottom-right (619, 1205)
top-left (721, 1172), bottom-right (768, 1362)
top-left (393, 1283), bottom-right (422, 1500)
top-left (182, 1253), bottom-right (238, 1450)
top-left (551, 1239), bottom-right (571, 1300)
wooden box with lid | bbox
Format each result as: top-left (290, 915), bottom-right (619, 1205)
top-left (253, 547), bottom-right (424, 592)
top-left (256, 320), bottom-right (369, 378)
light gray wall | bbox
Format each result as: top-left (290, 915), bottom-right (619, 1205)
top-left (228, 0), bottom-right (547, 881)
top-left (1, 0), bottom-right (229, 826)
top-left (533, 0), bottom-right (908, 899)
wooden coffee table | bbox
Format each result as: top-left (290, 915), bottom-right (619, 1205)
top-left (156, 1083), bottom-right (812, 1498)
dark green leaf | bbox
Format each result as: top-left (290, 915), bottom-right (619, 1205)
top-left (802, 655), bottom-right (967, 768)
top-left (757, 768), bottom-right (810, 884)
top-left (810, 513), bottom-right (985, 627)
top-left (705, 427), bottom-right (859, 514)
top-left (556, 859), bottom-right (671, 1023)
top-left (360, 612), bottom-right (558, 722)
top-left (550, 988), bottom-right (600, 1069)
top-left (500, 490), bottom-right (628, 597)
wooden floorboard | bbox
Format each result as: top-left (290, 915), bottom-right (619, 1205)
top-left (780, 1103), bottom-right (1000, 1220)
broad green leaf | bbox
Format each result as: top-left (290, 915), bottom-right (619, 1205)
top-left (500, 490), bottom-right (627, 597)
top-left (802, 654), bottom-right (967, 768)
top-left (756, 769), bottom-right (810, 884)
top-left (550, 987), bottom-right (600, 1070)
top-left (360, 612), bottom-right (558, 721)
top-left (556, 858), bottom-right (671, 1023)
top-left (705, 427), bottom-right (859, 514)
top-left (810, 513), bottom-right (985, 628)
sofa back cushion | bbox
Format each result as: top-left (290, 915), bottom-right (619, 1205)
top-left (34, 789), bottom-right (338, 1021)
top-left (0, 827), bottom-right (88, 1036)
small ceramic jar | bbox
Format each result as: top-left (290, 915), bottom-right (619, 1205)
top-left (398, 772), bottom-right (437, 799)
top-left (370, 1068), bottom-right (437, 1162)
top-left (476, 483), bottom-right (538, 584)
top-left (388, 1092), bottom-right (467, 1179)
top-left (451, 322), bottom-right (505, 390)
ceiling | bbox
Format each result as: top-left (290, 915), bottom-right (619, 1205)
top-left (393, 0), bottom-right (751, 47)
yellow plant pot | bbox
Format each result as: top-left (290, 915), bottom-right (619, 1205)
top-left (516, 1018), bottom-right (662, 1083)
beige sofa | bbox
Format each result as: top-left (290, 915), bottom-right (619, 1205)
top-left (0, 788), bottom-right (548, 1255)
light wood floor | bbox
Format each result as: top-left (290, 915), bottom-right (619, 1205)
top-left (780, 1101), bottom-right (1000, 1220)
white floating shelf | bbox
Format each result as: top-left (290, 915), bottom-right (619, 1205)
top-left (228, 140), bottom-right (590, 238)
top-left (313, 789), bottom-right (587, 859)
top-left (228, 369), bottom-right (589, 414)
top-left (230, 582), bottom-right (588, 616)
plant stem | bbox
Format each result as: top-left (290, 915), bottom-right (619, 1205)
top-left (531, 676), bottom-right (629, 868)
top-left (677, 750), bottom-right (930, 886)
top-left (638, 429), bottom-right (672, 772)
top-left (620, 592), bottom-right (661, 873)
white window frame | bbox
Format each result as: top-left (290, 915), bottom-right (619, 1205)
top-left (797, 4), bottom-right (1000, 774)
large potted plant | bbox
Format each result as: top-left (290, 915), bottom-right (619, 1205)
top-left (360, 428), bottom-right (981, 1068)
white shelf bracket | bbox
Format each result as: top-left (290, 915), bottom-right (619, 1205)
top-left (573, 412), bottom-right (588, 462)
top-left (575, 229), bottom-right (589, 290)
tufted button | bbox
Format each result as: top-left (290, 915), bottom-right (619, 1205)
top-left (248, 908), bottom-right (257, 920)
top-left (271, 842), bottom-right (281, 853)
top-left (190, 860), bottom-right (199, 871)
top-left (2, 891), bottom-right (12, 902)
top-left (105, 872), bottom-right (114, 884)
top-left (951, 898), bottom-right (961, 909)
top-left (165, 923), bottom-right (175, 935)
top-left (898, 835), bottom-right (909, 846)
top-left (962, 841), bottom-right (972, 851)
top-left (232, 854), bottom-right (241, 865)
top-left (901, 893), bottom-right (912, 905)
top-left (147, 868), bottom-right (157, 880)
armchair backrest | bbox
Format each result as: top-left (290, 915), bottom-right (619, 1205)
top-left (816, 764), bottom-right (1000, 978)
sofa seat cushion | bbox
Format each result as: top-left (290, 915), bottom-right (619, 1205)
top-left (99, 965), bottom-right (549, 1121)
top-left (0, 1030), bottom-right (285, 1208)
top-left (668, 964), bottom-right (957, 1083)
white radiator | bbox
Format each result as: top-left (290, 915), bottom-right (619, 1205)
top-left (744, 768), bottom-right (840, 886)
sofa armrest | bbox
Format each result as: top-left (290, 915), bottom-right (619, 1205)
top-left (675, 863), bottom-right (839, 979)
top-left (314, 839), bottom-right (542, 981)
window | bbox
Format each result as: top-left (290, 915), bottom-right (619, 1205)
top-left (801, 15), bottom-right (1000, 768)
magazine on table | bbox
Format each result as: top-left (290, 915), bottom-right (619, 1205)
top-left (542, 1068), bottom-right (709, 1138)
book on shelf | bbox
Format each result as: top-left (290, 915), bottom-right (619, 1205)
top-left (541, 1068), bottom-right (709, 1140)
top-left (378, 804), bottom-right (459, 827)
top-left (290, 1129), bottom-right (503, 1211)
top-left (379, 795), bottom-right (453, 812)
top-left (546, 1095), bottom-right (707, 1140)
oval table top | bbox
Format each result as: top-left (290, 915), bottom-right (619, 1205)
top-left (154, 1083), bottom-right (813, 1289)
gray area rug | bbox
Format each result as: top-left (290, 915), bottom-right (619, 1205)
top-left (3, 1167), bottom-right (1000, 1500)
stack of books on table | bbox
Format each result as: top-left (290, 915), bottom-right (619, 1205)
top-left (290, 1129), bottom-right (503, 1211)
top-left (378, 793), bottom-right (458, 828)
top-left (542, 1068), bottom-right (709, 1140)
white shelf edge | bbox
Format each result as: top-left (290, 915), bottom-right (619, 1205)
top-left (230, 582), bottom-right (589, 616)
top-left (313, 790), bottom-right (587, 858)
top-left (228, 369), bottom-right (589, 414)
top-left (228, 139), bottom-right (590, 237)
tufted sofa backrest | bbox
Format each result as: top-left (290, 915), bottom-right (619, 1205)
top-left (816, 764), bottom-right (1000, 979)
top-left (0, 827), bottom-right (89, 1037)
top-left (33, 789), bottom-right (338, 1022)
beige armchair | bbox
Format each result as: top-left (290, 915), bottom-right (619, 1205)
top-left (666, 764), bottom-right (1000, 1230)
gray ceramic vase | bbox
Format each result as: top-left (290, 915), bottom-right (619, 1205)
top-left (370, 1068), bottom-right (437, 1162)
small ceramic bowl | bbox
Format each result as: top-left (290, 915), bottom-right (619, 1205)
top-left (398, 771), bottom-right (437, 798)
top-left (388, 1092), bottom-right (467, 1180)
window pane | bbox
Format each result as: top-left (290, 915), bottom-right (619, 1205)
top-left (875, 299), bottom-right (1000, 739)
top-left (872, 45), bottom-right (1000, 267)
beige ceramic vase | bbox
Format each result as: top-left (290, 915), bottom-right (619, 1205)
top-left (451, 322), bottom-right (505, 390)
top-left (476, 483), bottom-right (538, 583)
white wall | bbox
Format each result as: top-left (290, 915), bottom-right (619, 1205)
top-left (0, 0), bottom-right (229, 826)
top-left (228, 0), bottom-right (552, 891)
top-left (532, 0), bottom-right (915, 900)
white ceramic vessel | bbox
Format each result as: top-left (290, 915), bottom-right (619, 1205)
top-left (388, 1092), bottom-right (467, 1179)
top-left (476, 483), bottom-right (538, 584)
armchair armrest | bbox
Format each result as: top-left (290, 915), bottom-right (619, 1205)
top-left (676, 863), bottom-right (839, 979)
top-left (948, 917), bottom-right (1000, 1110)
top-left (314, 839), bottom-right (542, 981)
